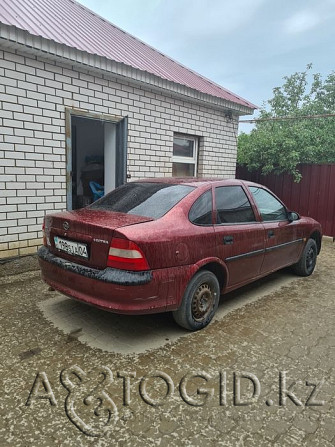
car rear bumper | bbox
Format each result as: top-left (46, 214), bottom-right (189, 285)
top-left (38, 246), bottom-right (171, 314)
top-left (38, 246), bottom-right (152, 285)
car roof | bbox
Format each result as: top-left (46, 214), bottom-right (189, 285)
top-left (134, 177), bottom-right (261, 188)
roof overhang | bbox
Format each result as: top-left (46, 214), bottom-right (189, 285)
top-left (0, 22), bottom-right (256, 116)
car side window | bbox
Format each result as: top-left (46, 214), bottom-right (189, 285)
top-left (189, 190), bottom-right (213, 225)
top-left (249, 186), bottom-right (288, 221)
top-left (215, 186), bottom-right (256, 224)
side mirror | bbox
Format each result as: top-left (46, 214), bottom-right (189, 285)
top-left (288, 211), bottom-right (300, 222)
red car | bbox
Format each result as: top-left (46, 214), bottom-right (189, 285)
top-left (38, 178), bottom-right (322, 331)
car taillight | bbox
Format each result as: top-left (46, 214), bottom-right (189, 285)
top-left (107, 238), bottom-right (149, 271)
top-left (42, 220), bottom-right (47, 246)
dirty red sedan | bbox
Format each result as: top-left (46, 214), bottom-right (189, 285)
top-left (38, 178), bottom-right (322, 330)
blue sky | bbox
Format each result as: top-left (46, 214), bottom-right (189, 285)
top-left (77, 0), bottom-right (335, 130)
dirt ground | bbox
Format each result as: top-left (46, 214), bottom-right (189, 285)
top-left (0, 239), bottom-right (334, 446)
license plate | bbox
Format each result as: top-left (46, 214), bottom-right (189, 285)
top-left (54, 236), bottom-right (88, 258)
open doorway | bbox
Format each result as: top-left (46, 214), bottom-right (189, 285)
top-left (66, 111), bottom-right (128, 210)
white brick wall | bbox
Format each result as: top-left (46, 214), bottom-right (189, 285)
top-left (0, 47), bottom-right (239, 259)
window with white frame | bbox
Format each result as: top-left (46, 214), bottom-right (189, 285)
top-left (172, 134), bottom-right (198, 177)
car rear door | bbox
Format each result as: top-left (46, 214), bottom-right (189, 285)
top-left (213, 185), bottom-right (265, 288)
top-left (248, 185), bottom-right (304, 274)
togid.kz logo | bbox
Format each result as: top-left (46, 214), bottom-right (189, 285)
top-left (26, 366), bottom-right (327, 437)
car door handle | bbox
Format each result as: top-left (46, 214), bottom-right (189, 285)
top-left (223, 235), bottom-right (234, 245)
top-left (268, 230), bottom-right (275, 238)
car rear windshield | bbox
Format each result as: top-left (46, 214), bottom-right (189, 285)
top-left (90, 182), bottom-right (195, 219)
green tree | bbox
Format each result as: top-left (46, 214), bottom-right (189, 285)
top-left (238, 65), bottom-right (335, 180)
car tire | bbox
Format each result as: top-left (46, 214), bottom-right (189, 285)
top-left (172, 270), bottom-right (220, 331)
top-left (292, 238), bottom-right (317, 277)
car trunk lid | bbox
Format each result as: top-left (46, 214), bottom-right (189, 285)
top-left (45, 208), bottom-right (153, 269)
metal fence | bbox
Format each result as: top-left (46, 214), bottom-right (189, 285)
top-left (236, 164), bottom-right (335, 238)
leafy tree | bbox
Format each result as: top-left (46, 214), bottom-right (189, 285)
top-left (238, 64), bottom-right (335, 180)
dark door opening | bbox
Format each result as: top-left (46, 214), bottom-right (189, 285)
top-left (68, 114), bottom-right (128, 210)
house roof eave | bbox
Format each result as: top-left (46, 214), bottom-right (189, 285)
top-left (0, 22), bottom-right (256, 116)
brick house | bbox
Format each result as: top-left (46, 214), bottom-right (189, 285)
top-left (0, 0), bottom-right (256, 259)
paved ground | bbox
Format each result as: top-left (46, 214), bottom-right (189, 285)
top-left (0, 239), bottom-right (334, 446)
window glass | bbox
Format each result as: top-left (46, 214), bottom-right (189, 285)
top-left (189, 190), bottom-right (213, 225)
top-left (90, 182), bottom-right (194, 219)
top-left (249, 186), bottom-right (288, 221)
top-left (172, 134), bottom-right (198, 177)
top-left (173, 137), bottom-right (194, 158)
top-left (215, 186), bottom-right (256, 224)
top-left (172, 162), bottom-right (195, 177)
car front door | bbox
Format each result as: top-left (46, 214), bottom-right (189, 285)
top-left (214, 185), bottom-right (265, 289)
top-left (248, 186), bottom-right (304, 274)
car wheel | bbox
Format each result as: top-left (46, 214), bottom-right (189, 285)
top-left (292, 238), bottom-right (317, 277)
top-left (172, 270), bottom-right (220, 331)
